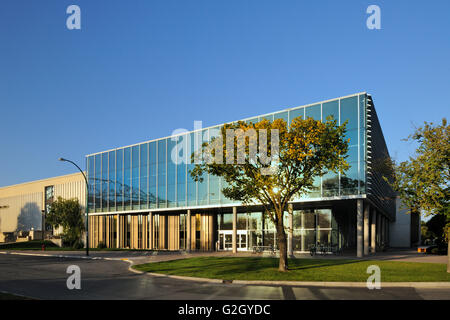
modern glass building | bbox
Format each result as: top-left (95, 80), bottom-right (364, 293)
top-left (85, 92), bottom-right (396, 256)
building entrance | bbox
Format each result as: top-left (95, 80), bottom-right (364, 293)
top-left (218, 230), bottom-right (248, 251)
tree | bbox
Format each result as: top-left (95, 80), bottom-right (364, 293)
top-left (388, 118), bottom-right (449, 271)
top-left (190, 116), bottom-right (349, 271)
top-left (46, 197), bottom-right (85, 248)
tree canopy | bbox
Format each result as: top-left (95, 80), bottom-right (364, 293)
top-left (388, 118), bottom-right (449, 240)
top-left (46, 197), bottom-right (85, 248)
top-left (191, 116), bottom-right (349, 271)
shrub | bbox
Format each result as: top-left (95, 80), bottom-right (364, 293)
top-left (97, 242), bottom-right (107, 249)
top-left (71, 239), bottom-right (84, 249)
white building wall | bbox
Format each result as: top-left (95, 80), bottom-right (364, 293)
top-left (389, 197), bottom-right (411, 248)
top-left (54, 180), bottom-right (86, 209)
top-left (0, 192), bottom-right (43, 233)
top-left (0, 173), bottom-right (85, 237)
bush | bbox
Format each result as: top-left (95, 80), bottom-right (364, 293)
top-left (97, 242), bottom-right (107, 249)
top-left (71, 239), bottom-right (84, 250)
top-left (0, 240), bottom-right (58, 250)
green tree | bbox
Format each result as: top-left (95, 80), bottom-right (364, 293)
top-left (388, 119), bottom-right (449, 225)
top-left (191, 116), bottom-right (349, 271)
top-left (46, 197), bottom-right (85, 248)
top-left (388, 118), bottom-right (449, 271)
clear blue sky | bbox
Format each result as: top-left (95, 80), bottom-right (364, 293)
top-left (0, 0), bottom-right (449, 187)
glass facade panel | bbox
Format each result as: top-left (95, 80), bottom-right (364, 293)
top-left (289, 107), bottom-right (304, 123)
top-left (249, 212), bottom-right (262, 230)
top-left (218, 213), bottom-right (232, 230)
top-left (305, 104), bottom-right (321, 120)
top-left (317, 209), bottom-right (331, 228)
top-left (87, 156), bottom-right (95, 210)
top-left (176, 135), bottom-right (187, 207)
top-left (94, 154), bottom-right (101, 212)
top-left (340, 96), bottom-right (358, 130)
top-left (273, 111), bottom-right (288, 123)
top-left (322, 100), bottom-right (339, 122)
top-left (197, 129), bottom-right (208, 205)
top-left (245, 117), bottom-right (258, 124)
top-left (344, 129), bottom-right (359, 147)
top-left (108, 151), bottom-right (116, 211)
top-left (237, 213), bottom-right (247, 229)
top-left (303, 210), bottom-right (315, 228)
top-left (157, 139), bottom-right (167, 208)
top-left (167, 138), bottom-right (176, 207)
top-left (116, 149), bottom-right (123, 210)
top-left (293, 210), bottom-right (302, 229)
top-left (341, 161), bottom-right (359, 195)
top-left (209, 127), bottom-right (221, 204)
top-left (260, 114), bottom-right (274, 122)
top-left (303, 230), bottom-right (316, 250)
top-left (140, 143), bottom-right (148, 209)
top-left (187, 132), bottom-right (197, 206)
top-left (131, 145), bottom-right (139, 209)
top-left (123, 147), bottom-right (131, 210)
top-left (149, 142), bottom-right (157, 208)
top-left (322, 170), bottom-right (339, 197)
top-left (101, 152), bottom-right (108, 211)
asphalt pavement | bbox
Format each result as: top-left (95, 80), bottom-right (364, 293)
top-left (0, 253), bottom-right (449, 300)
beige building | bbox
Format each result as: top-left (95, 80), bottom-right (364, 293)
top-left (0, 173), bottom-right (85, 242)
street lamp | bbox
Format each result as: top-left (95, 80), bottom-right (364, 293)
top-left (59, 157), bottom-right (89, 256)
top-left (41, 209), bottom-right (45, 240)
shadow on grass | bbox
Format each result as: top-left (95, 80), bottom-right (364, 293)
top-left (137, 256), bottom-right (363, 277)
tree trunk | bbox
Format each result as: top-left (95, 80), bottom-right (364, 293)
top-left (276, 222), bottom-right (288, 272)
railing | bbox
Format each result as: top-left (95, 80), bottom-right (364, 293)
top-left (309, 243), bottom-right (343, 256)
top-left (252, 244), bottom-right (275, 254)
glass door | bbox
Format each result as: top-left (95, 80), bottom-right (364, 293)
top-left (218, 230), bottom-right (249, 251)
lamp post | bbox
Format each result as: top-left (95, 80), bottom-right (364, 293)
top-left (59, 157), bottom-right (89, 256)
top-left (41, 209), bottom-right (45, 240)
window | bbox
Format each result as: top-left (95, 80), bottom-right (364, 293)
top-left (149, 142), bottom-right (157, 208)
top-left (157, 139), bottom-right (167, 207)
top-left (340, 96), bottom-right (358, 130)
top-left (123, 148), bottom-right (131, 209)
top-left (108, 151), bottom-right (116, 210)
top-left (305, 104), bottom-right (321, 121)
top-left (167, 139), bottom-right (176, 207)
top-left (139, 144), bottom-right (148, 209)
top-left (116, 149), bottom-right (124, 210)
top-left (131, 146), bottom-right (139, 209)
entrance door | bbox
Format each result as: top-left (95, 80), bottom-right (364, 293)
top-left (218, 230), bottom-right (248, 251)
top-left (238, 230), bottom-right (248, 251)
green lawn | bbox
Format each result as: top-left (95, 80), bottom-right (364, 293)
top-left (133, 257), bottom-right (450, 282)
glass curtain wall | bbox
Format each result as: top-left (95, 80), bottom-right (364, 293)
top-left (86, 94), bottom-right (367, 212)
top-left (217, 209), bottom-right (339, 252)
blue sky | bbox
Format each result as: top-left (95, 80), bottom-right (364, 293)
top-left (0, 0), bottom-right (449, 187)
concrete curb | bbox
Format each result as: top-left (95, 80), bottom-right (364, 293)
top-left (0, 250), bottom-right (112, 260)
top-left (142, 272), bottom-right (450, 288)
